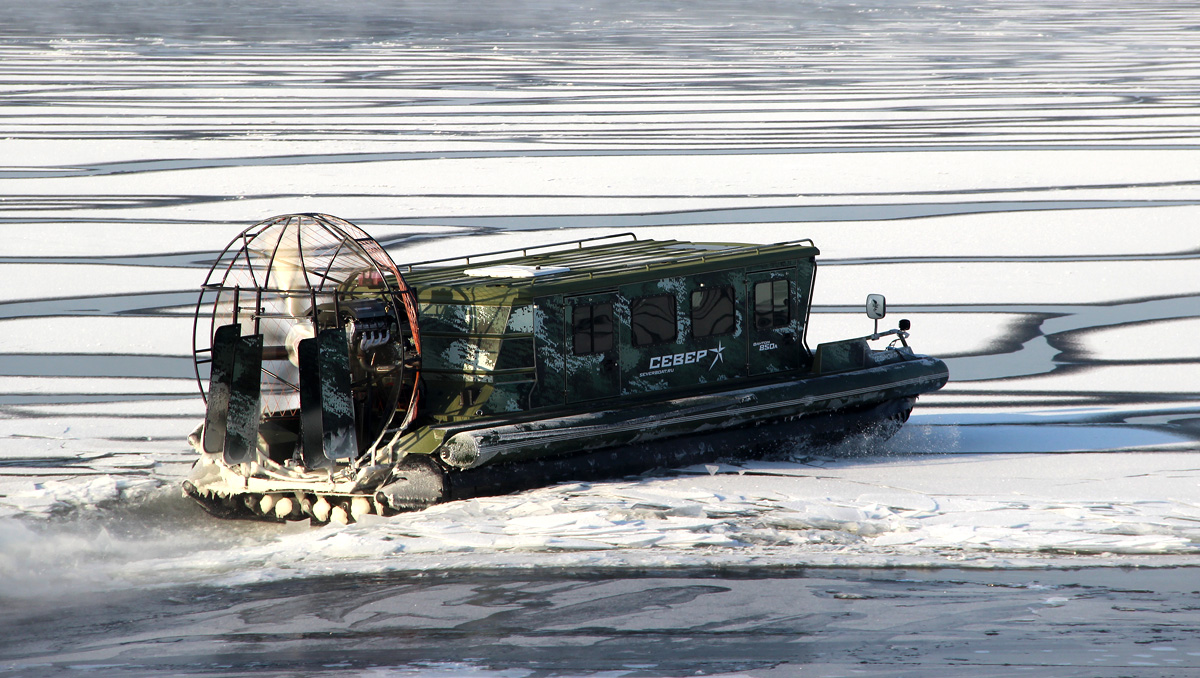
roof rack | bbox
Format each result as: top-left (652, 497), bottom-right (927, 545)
top-left (540, 237), bottom-right (818, 282)
top-left (402, 232), bottom-right (638, 273)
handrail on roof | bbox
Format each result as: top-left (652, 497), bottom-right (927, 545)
top-left (620, 238), bottom-right (818, 275)
top-left (458, 237), bottom-right (819, 286)
top-left (402, 232), bottom-right (639, 272)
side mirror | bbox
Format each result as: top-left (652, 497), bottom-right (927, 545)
top-left (899, 318), bottom-right (911, 332)
top-left (866, 294), bottom-right (886, 320)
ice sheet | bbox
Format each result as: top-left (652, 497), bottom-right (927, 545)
top-left (4, 451), bottom-right (1200, 599)
top-left (1, 0), bottom-right (1198, 597)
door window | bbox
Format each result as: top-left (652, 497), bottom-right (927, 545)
top-left (753, 280), bottom-right (790, 330)
top-left (571, 302), bottom-right (613, 355)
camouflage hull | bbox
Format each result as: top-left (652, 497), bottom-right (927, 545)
top-left (185, 353), bottom-right (947, 522)
top-left (185, 217), bottom-right (950, 524)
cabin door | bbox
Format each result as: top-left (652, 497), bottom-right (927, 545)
top-left (565, 293), bottom-right (621, 402)
top-left (746, 269), bottom-right (803, 375)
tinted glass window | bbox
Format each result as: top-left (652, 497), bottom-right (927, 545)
top-left (754, 280), bottom-right (790, 330)
top-left (572, 302), bottom-right (613, 355)
top-left (631, 295), bottom-right (676, 346)
top-left (691, 286), bottom-right (735, 338)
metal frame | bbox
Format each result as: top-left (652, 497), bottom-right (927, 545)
top-left (402, 232), bottom-right (639, 271)
top-left (191, 214), bottom-right (422, 430)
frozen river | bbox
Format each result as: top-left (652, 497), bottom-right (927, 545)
top-left (1, 0), bottom-right (1200, 674)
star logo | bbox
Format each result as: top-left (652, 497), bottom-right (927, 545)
top-left (709, 342), bottom-right (725, 370)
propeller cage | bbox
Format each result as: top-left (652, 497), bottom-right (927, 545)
top-left (192, 214), bottom-right (422, 466)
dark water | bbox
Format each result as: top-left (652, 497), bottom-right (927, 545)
top-left (3, 566), bottom-right (1199, 677)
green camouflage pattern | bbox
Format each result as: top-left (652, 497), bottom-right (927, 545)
top-left (565, 292), bottom-right (620, 403)
top-left (188, 233), bottom-right (951, 517)
top-left (745, 264), bottom-right (811, 375)
top-left (434, 353), bottom-right (947, 470)
top-left (381, 237), bottom-right (946, 475)
top-left (530, 295), bottom-right (566, 409)
top-left (405, 247), bottom-right (821, 422)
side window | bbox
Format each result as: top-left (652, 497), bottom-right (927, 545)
top-left (691, 286), bottom-right (735, 338)
top-left (630, 295), bottom-right (676, 346)
top-left (754, 280), bottom-right (790, 330)
top-left (572, 302), bottom-right (613, 355)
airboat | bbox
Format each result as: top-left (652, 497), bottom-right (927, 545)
top-left (184, 214), bottom-right (948, 523)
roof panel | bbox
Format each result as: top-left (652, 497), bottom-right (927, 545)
top-left (400, 237), bottom-right (819, 298)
